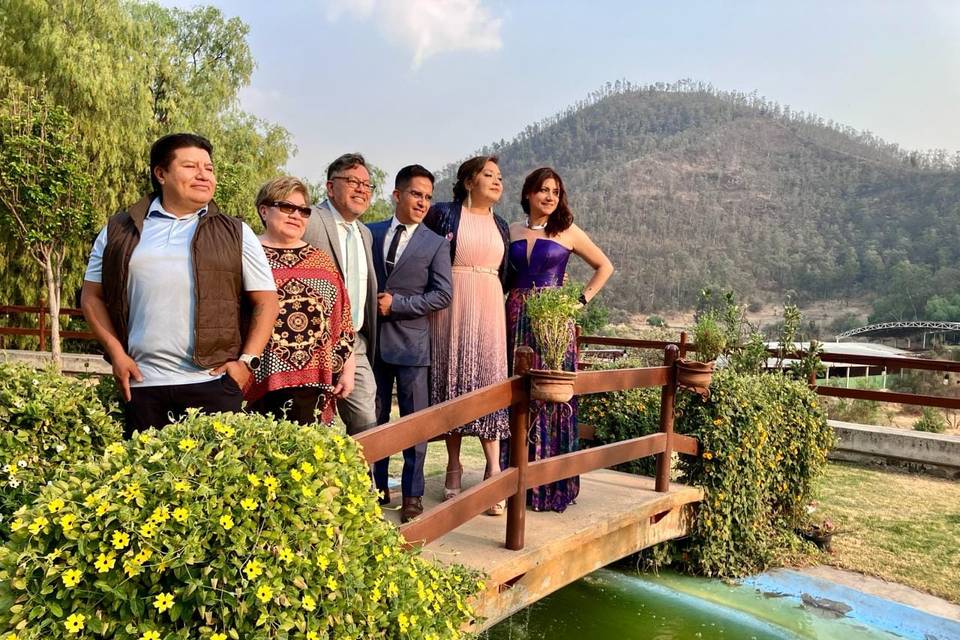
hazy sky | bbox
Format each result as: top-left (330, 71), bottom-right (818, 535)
top-left (165, 0), bottom-right (960, 184)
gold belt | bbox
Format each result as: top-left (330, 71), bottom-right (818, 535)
top-left (452, 266), bottom-right (498, 275)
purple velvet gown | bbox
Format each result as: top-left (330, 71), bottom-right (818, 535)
top-left (506, 238), bottom-right (579, 512)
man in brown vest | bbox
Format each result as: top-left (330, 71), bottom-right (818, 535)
top-left (81, 133), bottom-right (279, 436)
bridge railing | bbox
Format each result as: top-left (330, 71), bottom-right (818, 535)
top-left (578, 333), bottom-right (960, 410)
top-left (354, 344), bottom-right (697, 550)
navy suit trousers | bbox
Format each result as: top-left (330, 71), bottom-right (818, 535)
top-left (373, 359), bottom-right (429, 497)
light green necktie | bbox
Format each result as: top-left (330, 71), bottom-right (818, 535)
top-left (343, 222), bottom-right (362, 329)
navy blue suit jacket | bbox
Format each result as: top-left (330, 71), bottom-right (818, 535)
top-left (370, 220), bottom-right (453, 367)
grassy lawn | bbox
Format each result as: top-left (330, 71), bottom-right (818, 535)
top-left (814, 462), bottom-right (960, 603)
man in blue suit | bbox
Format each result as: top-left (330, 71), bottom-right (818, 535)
top-left (370, 165), bottom-right (453, 522)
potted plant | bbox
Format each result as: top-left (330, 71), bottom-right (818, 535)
top-left (679, 313), bottom-right (725, 396)
top-left (799, 517), bottom-right (839, 552)
top-left (524, 284), bottom-right (581, 403)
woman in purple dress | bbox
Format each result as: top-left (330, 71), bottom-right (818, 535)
top-left (507, 167), bottom-right (613, 512)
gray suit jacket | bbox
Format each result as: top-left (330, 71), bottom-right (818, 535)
top-left (303, 200), bottom-right (377, 362)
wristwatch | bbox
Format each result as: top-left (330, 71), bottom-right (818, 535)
top-left (239, 353), bottom-right (262, 372)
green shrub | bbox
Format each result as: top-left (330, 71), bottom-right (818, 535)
top-left (646, 315), bottom-right (666, 328)
top-left (826, 397), bottom-right (883, 424)
top-left (691, 313), bottom-right (726, 362)
top-left (525, 284), bottom-right (581, 370)
top-left (914, 407), bottom-right (947, 433)
top-left (0, 411), bottom-right (480, 639)
top-left (0, 362), bottom-right (121, 539)
top-left (589, 368), bottom-right (834, 577)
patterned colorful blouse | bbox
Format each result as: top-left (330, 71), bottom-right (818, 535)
top-left (245, 245), bottom-right (355, 423)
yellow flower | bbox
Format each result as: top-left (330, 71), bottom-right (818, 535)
top-left (703, 451), bottom-right (714, 460)
top-left (300, 461), bottom-right (314, 476)
top-left (316, 555), bottom-right (329, 571)
top-left (139, 521), bottom-right (158, 538)
top-left (256, 584), bottom-right (273, 602)
top-left (62, 568), bottom-right (82, 588)
top-left (211, 634), bottom-right (227, 640)
top-left (173, 480), bottom-right (190, 492)
top-left (112, 530), bottom-right (130, 549)
top-left (96, 501), bottom-right (110, 516)
top-left (59, 513), bottom-right (77, 532)
top-left (47, 498), bottom-right (66, 513)
top-left (278, 547), bottom-right (294, 563)
top-left (307, 632), bottom-right (320, 640)
top-left (240, 498), bottom-right (257, 511)
top-left (178, 438), bottom-right (197, 452)
top-left (154, 592), bottom-right (175, 613)
top-left (28, 516), bottom-right (49, 535)
top-left (150, 505), bottom-right (170, 524)
top-left (122, 482), bottom-right (143, 503)
top-left (106, 442), bottom-right (125, 456)
top-left (140, 631), bottom-right (160, 640)
top-left (136, 547), bottom-right (153, 563)
top-left (387, 581), bottom-right (398, 597)
top-left (219, 514), bottom-right (234, 530)
top-left (124, 559), bottom-right (142, 578)
top-left (64, 613), bottom-right (85, 634)
top-left (10, 517), bottom-right (25, 531)
top-left (398, 612), bottom-right (410, 633)
top-left (263, 476), bottom-right (279, 492)
top-left (213, 421), bottom-right (235, 437)
top-left (172, 507), bottom-right (189, 523)
top-left (713, 418), bottom-right (723, 425)
top-left (95, 551), bottom-right (116, 573)
top-left (326, 576), bottom-right (338, 591)
top-left (290, 469), bottom-right (302, 482)
top-left (246, 473), bottom-right (260, 487)
top-left (301, 594), bottom-right (316, 611)
top-left (244, 560), bottom-right (264, 579)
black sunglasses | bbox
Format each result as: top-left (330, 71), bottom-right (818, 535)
top-left (269, 201), bottom-right (312, 218)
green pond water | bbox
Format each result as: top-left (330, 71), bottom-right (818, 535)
top-left (485, 569), bottom-right (899, 640)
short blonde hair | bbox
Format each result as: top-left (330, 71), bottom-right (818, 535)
top-left (255, 176), bottom-right (311, 210)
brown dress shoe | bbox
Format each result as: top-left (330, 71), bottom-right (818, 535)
top-left (400, 496), bottom-right (423, 523)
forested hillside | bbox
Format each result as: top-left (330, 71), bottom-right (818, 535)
top-left (436, 81), bottom-right (960, 318)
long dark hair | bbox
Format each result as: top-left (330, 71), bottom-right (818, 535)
top-left (452, 155), bottom-right (498, 202)
top-left (520, 167), bottom-right (573, 237)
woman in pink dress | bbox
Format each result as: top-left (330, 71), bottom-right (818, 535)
top-left (424, 156), bottom-right (511, 515)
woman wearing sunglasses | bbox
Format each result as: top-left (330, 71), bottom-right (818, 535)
top-left (244, 176), bottom-right (357, 425)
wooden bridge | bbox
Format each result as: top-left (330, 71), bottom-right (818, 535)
top-left (354, 344), bottom-right (704, 629)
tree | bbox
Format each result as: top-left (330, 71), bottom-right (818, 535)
top-left (0, 85), bottom-right (95, 368)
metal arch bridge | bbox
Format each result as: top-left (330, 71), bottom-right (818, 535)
top-left (836, 320), bottom-right (960, 340)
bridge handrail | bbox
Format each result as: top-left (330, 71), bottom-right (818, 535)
top-left (578, 333), bottom-right (960, 407)
top-left (356, 345), bottom-right (690, 550)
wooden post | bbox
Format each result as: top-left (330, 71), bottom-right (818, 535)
top-left (506, 346), bottom-right (534, 551)
top-left (678, 331), bottom-right (688, 360)
top-left (655, 344), bottom-right (679, 493)
top-left (38, 302), bottom-right (47, 352)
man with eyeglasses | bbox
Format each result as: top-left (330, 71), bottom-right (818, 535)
top-left (80, 133), bottom-right (279, 436)
top-left (302, 153), bottom-right (380, 436)
top-left (368, 165), bottom-right (452, 522)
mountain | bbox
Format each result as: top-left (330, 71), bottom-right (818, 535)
top-left (434, 80), bottom-right (960, 316)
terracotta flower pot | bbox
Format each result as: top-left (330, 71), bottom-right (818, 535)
top-left (529, 369), bottom-right (577, 403)
top-left (676, 359), bottom-right (715, 398)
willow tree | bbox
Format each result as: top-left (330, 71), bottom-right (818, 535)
top-left (0, 86), bottom-right (94, 368)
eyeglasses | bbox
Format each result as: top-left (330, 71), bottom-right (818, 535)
top-left (332, 176), bottom-right (375, 192)
top-left (269, 201), bottom-right (312, 218)
top-left (404, 189), bottom-right (433, 203)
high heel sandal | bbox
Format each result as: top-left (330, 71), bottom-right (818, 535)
top-left (443, 466), bottom-right (463, 501)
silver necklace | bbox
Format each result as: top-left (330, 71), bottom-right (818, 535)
top-left (526, 217), bottom-right (547, 230)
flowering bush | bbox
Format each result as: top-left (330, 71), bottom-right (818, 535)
top-left (586, 366), bottom-right (834, 576)
top-left (0, 411), bottom-right (480, 639)
top-left (0, 362), bottom-right (121, 539)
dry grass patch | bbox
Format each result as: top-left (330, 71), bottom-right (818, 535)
top-left (815, 462), bottom-right (960, 603)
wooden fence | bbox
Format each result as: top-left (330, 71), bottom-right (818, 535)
top-left (578, 333), bottom-right (960, 410)
top-left (0, 305), bottom-right (94, 351)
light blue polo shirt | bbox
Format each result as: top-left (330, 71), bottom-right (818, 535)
top-left (84, 198), bottom-right (276, 387)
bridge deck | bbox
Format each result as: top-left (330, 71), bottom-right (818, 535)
top-left (384, 468), bottom-right (702, 630)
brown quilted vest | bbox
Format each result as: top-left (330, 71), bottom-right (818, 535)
top-left (100, 195), bottom-right (246, 368)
